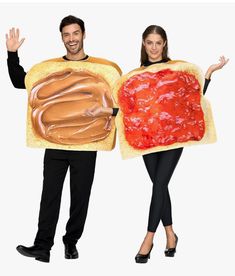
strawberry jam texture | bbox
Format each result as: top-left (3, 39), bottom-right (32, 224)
top-left (118, 69), bottom-right (205, 149)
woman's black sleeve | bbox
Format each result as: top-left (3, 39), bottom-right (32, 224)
top-left (7, 51), bottom-right (26, 89)
top-left (203, 78), bottom-right (211, 95)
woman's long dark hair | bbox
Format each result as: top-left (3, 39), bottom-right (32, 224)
top-left (141, 25), bottom-right (170, 65)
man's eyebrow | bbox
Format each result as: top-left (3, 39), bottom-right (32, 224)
top-left (63, 29), bottom-right (80, 35)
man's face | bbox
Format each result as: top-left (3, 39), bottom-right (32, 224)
top-left (61, 23), bottom-right (85, 55)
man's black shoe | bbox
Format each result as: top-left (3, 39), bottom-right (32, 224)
top-left (16, 244), bottom-right (50, 263)
top-left (64, 244), bottom-right (79, 259)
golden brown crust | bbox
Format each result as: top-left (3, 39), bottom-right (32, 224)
top-left (114, 61), bottom-right (216, 159)
top-left (41, 56), bottom-right (122, 75)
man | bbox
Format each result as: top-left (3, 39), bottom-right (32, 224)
top-left (6, 15), bottom-right (121, 263)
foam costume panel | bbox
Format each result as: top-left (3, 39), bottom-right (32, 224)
top-left (25, 57), bottom-right (121, 151)
top-left (113, 61), bottom-right (216, 159)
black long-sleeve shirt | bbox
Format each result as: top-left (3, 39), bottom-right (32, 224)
top-left (7, 51), bottom-right (27, 89)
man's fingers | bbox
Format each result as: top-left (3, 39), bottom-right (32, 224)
top-left (16, 28), bottom-right (19, 38)
top-left (19, 38), bottom-right (25, 47)
top-left (9, 27), bottom-right (16, 39)
top-left (12, 27), bottom-right (15, 37)
top-left (90, 106), bottom-right (97, 112)
top-left (86, 111), bottom-right (94, 116)
top-left (9, 28), bottom-right (13, 38)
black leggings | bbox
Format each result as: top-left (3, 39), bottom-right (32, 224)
top-left (142, 148), bottom-right (183, 232)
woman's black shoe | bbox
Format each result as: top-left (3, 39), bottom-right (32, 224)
top-left (64, 244), bottom-right (79, 259)
top-left (16, 244), bottom-right (50, 262)
top-left (164, 234), bottom-right (178, 257)
top-left (135, 244), bottom-right (154, 263)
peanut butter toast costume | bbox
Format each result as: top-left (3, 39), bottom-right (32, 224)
top-left (25, 56), bottom-right (121, 150)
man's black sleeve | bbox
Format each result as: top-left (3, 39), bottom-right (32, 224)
top-left (112, 108), bottom-right (119, 116)
top-left (203, 78), bottom-right (211, 95)
top-left (7, 51), bottom-right (26, 89)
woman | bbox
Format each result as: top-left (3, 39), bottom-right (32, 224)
top-left (85, 25), bottom-right (228, 263)
top-left (134, 25), bottom-right (228, 263)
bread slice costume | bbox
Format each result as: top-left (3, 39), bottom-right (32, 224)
top-left (113, 61), bottom-right (216, 159)
top-left (25, 57), bottom-right (121, 151)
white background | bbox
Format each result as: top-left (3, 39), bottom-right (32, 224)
top-left (0, 2), bottom-right (234, 275)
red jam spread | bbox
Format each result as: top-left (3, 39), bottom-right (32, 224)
top-left (118, 69), bottom-right (205, 149)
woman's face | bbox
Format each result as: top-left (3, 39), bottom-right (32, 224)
top-left (143, 33), bottom-right (166, 62)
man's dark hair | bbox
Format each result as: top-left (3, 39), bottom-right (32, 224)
top-left (59, 15), bottom-right (85, 33)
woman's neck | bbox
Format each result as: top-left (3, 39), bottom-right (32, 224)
top-left (148, 56), bottom-right (163, 63)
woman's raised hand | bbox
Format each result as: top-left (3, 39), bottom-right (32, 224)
top-left (205, 55), bottom-right (229, 79)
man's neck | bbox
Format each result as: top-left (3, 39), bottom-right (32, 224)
top-left (65, 50), bottom-right (87, 61)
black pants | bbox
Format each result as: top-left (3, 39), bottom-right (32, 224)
top-left (34, 149), bottom-right (97, 250)
top-left (142, 148), bottom-right (183, 232)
